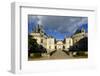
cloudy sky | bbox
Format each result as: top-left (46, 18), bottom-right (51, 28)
top-left (28, 15), bottom-right (88, 40)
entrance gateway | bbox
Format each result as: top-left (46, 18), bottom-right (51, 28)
top-left (56, 40), bottom-right (64, 50)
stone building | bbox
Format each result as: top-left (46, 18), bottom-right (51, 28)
top-left (30, 24), bottom-right (87, 55)
top-left (55, 40), bottom-right (64, 50)
top-left (64, 38), bottom-right (73, 51)
top-left (30, 24), bottom-right (55, 53)
top-left (30, 24), bottom-right (73, 53)
top-left (72, 28), bottom-right (87, 44)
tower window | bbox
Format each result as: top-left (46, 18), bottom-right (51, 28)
top-left (49, 46), bottom-right (51, 49)
top-left (41, 39), bottom-right (43, 43)
top-left (55, 46), bottom-right (56, 49)
top-left (63, 46), bottom-right (65, 49)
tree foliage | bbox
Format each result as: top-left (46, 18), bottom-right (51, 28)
top-left (69, 37), bottom-right (88, 52)
top-left (28, 34), bottom-right (47, 57)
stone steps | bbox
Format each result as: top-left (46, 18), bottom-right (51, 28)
top-left (50, 50), bottom-right (72, 59)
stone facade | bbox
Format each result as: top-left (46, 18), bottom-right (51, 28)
top-left (29, 24), bottom-right (87, 53)
top-left (72, 28), bottom-right (87, 44)
top-left (64, 38), bottom-right (73, 50)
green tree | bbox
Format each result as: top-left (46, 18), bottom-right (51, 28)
top-left (69, 37), bottom-right (88, 52)
top-left (28, 34), bottom-right (47, 57)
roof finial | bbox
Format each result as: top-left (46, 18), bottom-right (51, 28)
top-left (37, 16), bottom-right (42, 25)
top-left (81, 27), bottom-right (85, 33)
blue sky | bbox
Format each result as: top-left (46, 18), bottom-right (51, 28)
top-left (28, 15), bottom-right (88, 40)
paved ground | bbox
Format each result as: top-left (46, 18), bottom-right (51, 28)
top-left (49, 50), bottom-right (73, 59)
top-left (28, 49), bottom-right (88, 61)
top-left (28, 50), bottom-right (76, 61)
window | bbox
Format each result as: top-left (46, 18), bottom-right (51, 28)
top-left (55, 46), bottom-right (56, 49)
top-left (63, 46), bottom-right (65, 49)
top-left (41, 39), bottom-right (43, 43)
top-left (49, 46), bottom-right (51, 49)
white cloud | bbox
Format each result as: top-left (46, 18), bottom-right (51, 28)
top-left (29, 15), bottom-right (88, 35)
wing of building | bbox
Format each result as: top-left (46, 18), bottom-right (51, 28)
top-left (29, 24), bottom-right (87, 53)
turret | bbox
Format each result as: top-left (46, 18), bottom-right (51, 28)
top-left (81, 27), bottom-right (85, 33)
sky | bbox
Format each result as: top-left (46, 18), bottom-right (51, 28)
top-left (28, 15), bottom-right (88, 40)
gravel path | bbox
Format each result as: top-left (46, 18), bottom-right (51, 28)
top-left (28, 50), bottom-right (75, 61)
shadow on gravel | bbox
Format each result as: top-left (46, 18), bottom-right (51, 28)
top-left (62, 50), bottom-right (70, 55)
top-left (49, 50), bottom-right (57, 56)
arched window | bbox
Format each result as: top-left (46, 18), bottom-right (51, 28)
top-left (41, 39), bottom-right (43, 43)
top-left (63, 46), bottom-right (65, 49)
top-left (49, 46), bottom-right (51, 49)
top-left (55, 46), bottom-right (56, 49)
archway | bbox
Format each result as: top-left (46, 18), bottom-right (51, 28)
top-left (56, 41), bottom-right (64, 50)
